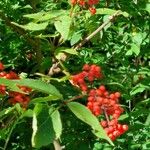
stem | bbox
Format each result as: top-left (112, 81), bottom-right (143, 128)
top-left (64, 95), bottom-right (85, 104)
top-left (53, 139), bottom-right (62, 150)
top-left (74, 11), bottom-right (121, 50)
top-left (103, 107), bottom-right (110, 123)
top-left (3, 117), bottom-right (20, 150)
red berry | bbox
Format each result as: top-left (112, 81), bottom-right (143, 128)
top-left (99, 85), bottom-right (106, 92)
top-left (115, 92), bottom-right (121, 98)
top-left (82, 64), bottom-right (90, 71)
top-left (100, 120), bottom-right (108, 128)
top-left (71, 0), bottom-right (77, 5)
top-left (0, 62), bottom-right (4, 71)
top-left (108, 133), bottom-right (115, 141)
top-left (122, 125), bottom-right (128, 131)
top-left (89, 7), bottom-right (96, 15)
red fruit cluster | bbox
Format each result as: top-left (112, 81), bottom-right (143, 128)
top-left (71, 64), bottom-right (128, 141)
top-left (71, 0), bottom-right (99, 15)
top-left (0, 62), bottom-right (31, 107)
top-left (71, 64), bottom-right (102, 91)
top-left (101, 120), bottom-right (128, 141)
top-left (87, 86), bottom-right (128, 140)
top-left (87, 86), bottom-right (123, 117)
top-left (9, 86), bottom-right (31, 108)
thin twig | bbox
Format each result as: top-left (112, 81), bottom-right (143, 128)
top-left (53, 140), bottom-right (63, 150)
top-left (74, 11), bottom-right (121, 50)
top-left (3, 117), bottom-right (19, 150)
top-left (64, 95), bottom-right (85, 104)
top-left (103, 107), bottom-right (110, 123)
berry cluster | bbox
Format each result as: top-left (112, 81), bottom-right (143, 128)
top-left (101, 120), bottom-right (128, 141)
top-left (71, 64), bottom-right (128, 141)
top-left (71, 0), bottom-right (99, 15)
top-left (0, 62), bottom-right (31, 107)
top-left (71, 64), bottom-right (102, 91)
top-left (87, 86), bottom-right (123, 117)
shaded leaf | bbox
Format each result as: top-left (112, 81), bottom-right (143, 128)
top-left (50, 109), bottom-right (62, 139)
top-left (30, 95), bottom-right (60, 104)
top-left (32, 104), bottom-right (55, 148)
top-left (67, 102), bottom-right (113, 145)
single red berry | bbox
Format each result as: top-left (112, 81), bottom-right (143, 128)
top-left (115, 92), bottom-right (121, 98)
top-left (82, 64), bottom-right (90, 71)
top-left (71, 0), bottom-right (77, 5)
top-left (100, 120), bottom-right (108, 128)
top-left (78, 0), bottom-right (86, 6)
top-left (122, 125), bottom-right (128, 131)
top-left (0, 62), bottom-right (4, 71)
top-left (89, 7), bottom-right (96, 15)
top-left (108, 133), bottom-right (116, 141)
top-left (99, 85), bottom-right (106, 92)
top-left (113, 130), bottom-right (120, 137)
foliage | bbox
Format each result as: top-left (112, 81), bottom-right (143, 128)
top-left (0, 0), bottom-right (150, 150)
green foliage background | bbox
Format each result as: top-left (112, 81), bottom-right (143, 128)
top-left (0, 0), bottom-right (150, 150)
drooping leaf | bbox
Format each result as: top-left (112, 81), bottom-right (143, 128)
top-left (50, 108), bottom-right (62, 139)
top-left (32, 104), bottom-right (55, 148)
top-left (67, 102), bottom-right (113, 145)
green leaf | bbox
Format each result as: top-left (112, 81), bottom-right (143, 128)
top-left (0, 107), bottom-right (15, 118)
top-left (54, 15), bottom-right (71, 41)
top-left (132, 33), bottom-right (143, 46)
top-left (118, 114), bottom-right (129, 121)
top-left (55, 47), bottom-right (78, 55)
top-left (67, 102), bottom-right (113, 145)
top-left (32, 104), bottom-right (55, 148)
top-left (135, 98), bottom-right (150, 108)
top-left (145, 113), bottom-right (150, 126)
top-left (130, 43), bottom-right (140, 56)
top-left (0, 78), bottom-right (25, 93)
top-left (11, 22), bottom-right (48, 31)
top-left (22, 109), bottom-right (33, 118)
top-left (23, 10), bottom-right (65, 22)
top-left (143, 2), bottom-right (150, 13)
top-left (50, 109), bottom-right (62, 139)
top-left (130, 84), bottom-right (149, 96)
top-left (30, 95), bottom-right (60, 104)
top-left (106, 82), bottom-right (124, 88)
top-left (16, 79), bottom-right (62, 98)
top-left (126, 50), bottom-right (133, 56)
top-left (70, 32), bottom-right (82, 46)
